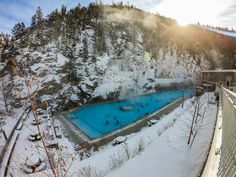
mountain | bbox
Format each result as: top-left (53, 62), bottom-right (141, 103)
top-left (0, 3), bottom-right (236, 112)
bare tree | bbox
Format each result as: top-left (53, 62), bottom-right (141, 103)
top-left (24, 77), bottom-right (59, 177)
top-left (187, 96), bottom-right (199, 145)
top-left (0, 80), bottom-right (13, 141)
top-left (0, 81), bottom-right (9, 113)
top-left (186, 95), bottom-right (208, 146)
top-left (0, 117), bottom-right (7, 140)
top-left (178, 92), bottom-right (210, 148)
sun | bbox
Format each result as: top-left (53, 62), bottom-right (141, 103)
top-left (177, 19), bottom-right (190, 26)
top-left (175, 15), bottom-right (192, 26)
top-left (152, 0), bottom-right (224, 28)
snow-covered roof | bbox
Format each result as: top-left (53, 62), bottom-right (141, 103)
top-left (201, 69), bottom-right (236, 73)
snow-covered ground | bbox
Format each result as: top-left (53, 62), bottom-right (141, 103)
top-left (6, 110), bottom-right (74, 177)
top-left (67, 93), bottom-right (216, 177)
top-left (0, 87), bottom-right (24, 156)
top-left (201, 103), bottom-right (222, 177)
top-left (106, 94), bottom-right (217, 177)
top-left (3, 92), bottom-right (217, 177)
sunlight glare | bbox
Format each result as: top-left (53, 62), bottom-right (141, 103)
top-left (151, 0), bottom-right (228, 26)
top-left (177, 19), bottom-right (189, 26)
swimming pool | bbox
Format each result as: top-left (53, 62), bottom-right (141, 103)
top-left (66, 88), bottom-right (195, 139)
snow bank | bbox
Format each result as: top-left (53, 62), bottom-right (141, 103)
top-left (56, 53), bottom-right (68, 66)
top-left (92, 82), bottom-right (120, 99)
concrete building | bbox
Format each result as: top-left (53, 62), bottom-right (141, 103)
top-left (201, 69), bottom-right (236, 93)
top-left (201, 69), bottom-right (236, 86)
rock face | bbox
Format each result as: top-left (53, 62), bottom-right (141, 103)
top-left (0, 3), bottom-right (235, 111)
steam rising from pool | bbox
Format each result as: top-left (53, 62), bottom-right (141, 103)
top-left (66, 88), bottom-right (195, 138)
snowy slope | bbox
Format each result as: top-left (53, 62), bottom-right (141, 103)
top-left (1, 27), bottom-right (209, 111)
top-left (0, 6), bottom-right (214, 111)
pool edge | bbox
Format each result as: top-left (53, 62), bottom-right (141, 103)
top-left (57, 96), bottom-right (187, 149)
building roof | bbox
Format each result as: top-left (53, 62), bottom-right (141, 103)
top-left (201, 69), bottom-right (236, 73)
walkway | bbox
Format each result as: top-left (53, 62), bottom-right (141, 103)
top-left (201, 87), bottom-right (236, 177)
top-left (201, 99), bottom-right (222, 177)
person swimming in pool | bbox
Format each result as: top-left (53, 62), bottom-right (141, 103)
top-left (116, 119), bottom-right (119, 125)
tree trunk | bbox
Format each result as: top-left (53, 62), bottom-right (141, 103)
top-left (187, 98), bottom-right (198, 144)
top-left (0, 82), bottom-right (8, 112)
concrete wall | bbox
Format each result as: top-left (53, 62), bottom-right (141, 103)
top-left (202, 72), bottom-right (236, 86)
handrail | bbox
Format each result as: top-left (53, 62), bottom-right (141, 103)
top-left (217, 87), bottom-right (236, 177)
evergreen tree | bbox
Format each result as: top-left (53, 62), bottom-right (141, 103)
top-left (12, 22), bottom-right (26, 39)
top-left (87, 3), bottom-right (100, 20)
top-left (61, 5), bottom-right (67, 16)
top-left (48, 9), bottom-right (61, 23)
top-left (94, 22), bottom-right (106, 55)
top-left (31, 6), bottom-right (44, 27)
top-left (36, 6), bottom-right (43, 24)
top-left (83, 32), bottom-right (88, 62)
top-left (31, 14), bottom-right (37, 26)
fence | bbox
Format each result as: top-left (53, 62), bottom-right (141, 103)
top-left (217, 87), bottom-right (236, 177)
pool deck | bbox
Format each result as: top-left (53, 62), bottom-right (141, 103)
top-left (56, 97), bottom-right (184, 149)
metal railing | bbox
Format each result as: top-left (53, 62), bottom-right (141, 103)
top-left (217, 87), bottom-right (236, 177)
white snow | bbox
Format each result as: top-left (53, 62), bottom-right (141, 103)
top-left (2, 92), bottom-right (217, 177)
top-left (96, 54), bottom-right (110, 72)
top-left (56, 53), bottom-right (68, 66)
top-left (40, 94), bottom-right (53, 101)
top-left (201, 104), bottom-right (222, 177)
top-left (92, 82), bottom-right (120, 99)
top-left (70, 94), bottom-right (78, 101)
top-left (6, 111), bottom-right (75, 177)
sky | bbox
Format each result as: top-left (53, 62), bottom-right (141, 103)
top-left (0, 0), bottom-right (236, 33)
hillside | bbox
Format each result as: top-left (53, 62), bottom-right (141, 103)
top-left (0, 3), bottom-right (236, 111)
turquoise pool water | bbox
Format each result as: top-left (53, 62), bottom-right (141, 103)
top-left (66, 88), bottom-right (195, 138)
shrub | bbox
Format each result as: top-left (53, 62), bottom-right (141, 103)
top-left (136, 139), bottom-right (145, 153)
top-left (109, 152), bottom-right (126, 170)
top-left (122, 143), bottom-right (131, 160)
top-left (78, 166), bottom-right (102, 177)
